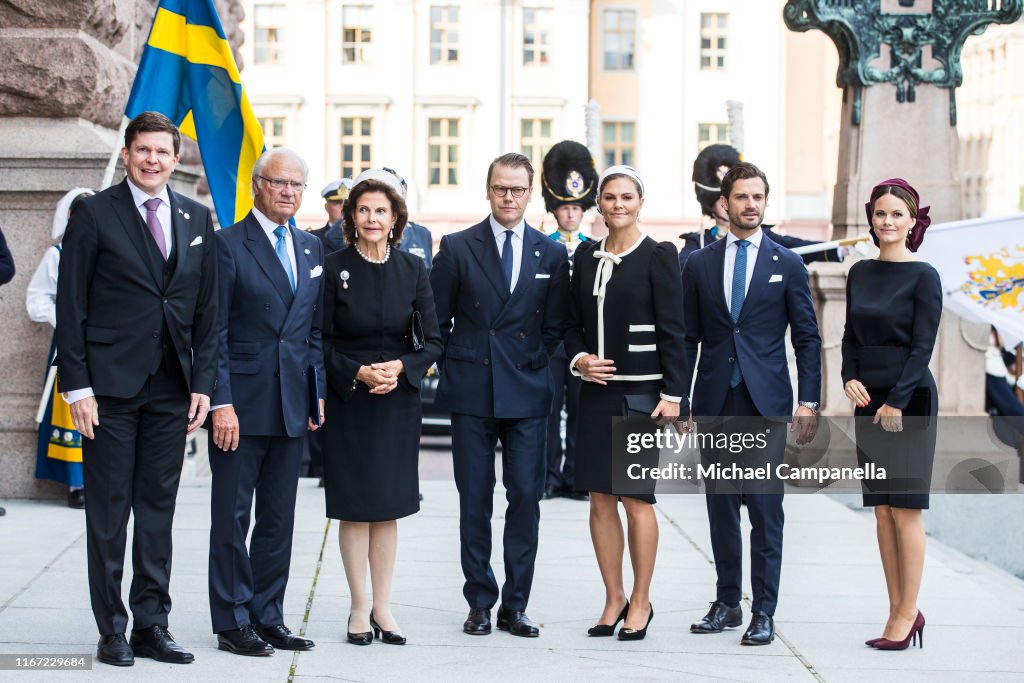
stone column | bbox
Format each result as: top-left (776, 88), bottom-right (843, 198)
top-left (0, 1), bottom-right (243, 500)
top-left (785, 0), bottom-right (1021, 416)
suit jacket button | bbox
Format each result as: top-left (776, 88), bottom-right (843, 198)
top-left (152, 332), bottom-right (159, 339)
top-left (729, 357), bottom-right (735, 363)
top-left (518, 331), bottom-right (525, 339)
top-left (274, 371), bottom-right (280, 377)
top-left (734, 327), bottom-right (740, 333)
top-left (489, 329), bottom-right (496, 336)
top-left (483, 358), bottom-right (489, 366)
top-left (474, 302), bottom-right (480, 308)
top-left (280, 338), bottom-right (285, 343)
top-left (516, 363), bottom-right (522, 369)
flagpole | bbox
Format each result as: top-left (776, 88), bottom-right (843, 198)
top-left (100, 117), bottom-right (129, 190)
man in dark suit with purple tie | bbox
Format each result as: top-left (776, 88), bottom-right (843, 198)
top-left (57, 111), bottom-right (218, 667)
top-left (207, 148), bottom-right (325, 657)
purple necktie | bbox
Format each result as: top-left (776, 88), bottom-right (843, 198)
top-left (143, 197), bottom-right (168, 260)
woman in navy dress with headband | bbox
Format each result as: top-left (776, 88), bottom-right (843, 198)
top-left (841, 178), bottom-right (941, 651)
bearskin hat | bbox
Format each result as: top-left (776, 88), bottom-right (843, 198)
top-left (541, 140), bottom-right (598, 214)
top-left (693, 144), bottom-right (741, 216)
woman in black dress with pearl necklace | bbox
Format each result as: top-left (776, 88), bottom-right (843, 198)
top-left (322, 169), bottom-right (442, 645)
top-left (841, 178), bottom-right (941, 651)
top-left (565, 165), bottom-right (688, 641)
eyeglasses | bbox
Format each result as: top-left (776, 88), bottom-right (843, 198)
top-left (489, 185), bottom-right (529, 198)
top-left (257, 175), bottom-right (307, 192)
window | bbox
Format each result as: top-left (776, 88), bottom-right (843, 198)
top-left (342, 5), bottom-right (372, 64)
top-left (523, 7), bottom-right (550, 66)
top-left (602, 9), bottom-right (635, 70)
top-left (520, 118), bottom-right (552, 180)
top-left (258, 116), bottom-right (286, 148)
top-left (428, 118), bottom-right (460, 187)
top-left (430, 6), bottom-right (459, 64)
top-left (697, 123), bottom-right (729, 152)
top-left (700, 13), bottom-right (728, 70)
top-left (340, 117), bottom-right (373, 178)
top-left (602, 122), bottom-right (635, 167)
top-left (254, 4), bottom-right (286, 64)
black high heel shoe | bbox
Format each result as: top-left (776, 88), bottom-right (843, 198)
top-left (346, 616), bottom-right (372, 646)
top-left (370, 612), bottom-right (407, 645)
top-left (588, 602), bottom-right (629, 637)
top-left (617, 604), bottom-right (653, 641)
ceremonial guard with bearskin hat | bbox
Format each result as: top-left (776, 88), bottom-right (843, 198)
top-left (540, 141), bottom-right (597, 500)
top-left (680, 144), bottom-right (840, 272)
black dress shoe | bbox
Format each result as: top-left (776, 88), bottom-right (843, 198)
top-left (741, 611), bottom-right (775, 645)
top-left (542, 485), bottom-right (560, 500)
top-left (130, 625), bottom-right (194, 663)
top-left (67, 488), bottom-right (85, 509)
top-left (463, 607), bottom-right (491, 635)
top-left (588, 601), bottom-right (629, 636)
top-left (691, 601), bottom-right (743, 634)
top-left (257, 624), bottom-right (313, 651)
top-left (97, 634), bottom-right (134, 667)
top-left (618, 603), bottom-right (654, 641)
top-left (564, 489), bottom-right (589, 500)
top-left (347, 616), bottom-right (373, 645)
top-left (496, 606), bottom-right (539, 637)
top-left (218, 625), bottom-right (275, 656)
top-left (370, 613), bottom-right (407, 645)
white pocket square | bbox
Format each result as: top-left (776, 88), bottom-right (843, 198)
top-left (768, 274), bottom-right (783, 283)
top-left (189, 236), bottom-right (203, 247)
top-left (535, 273), bottom-right (550, 279)
top-left (310, 265), bottom-right (323, 278)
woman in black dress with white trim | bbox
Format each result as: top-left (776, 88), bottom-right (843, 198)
top-left (565, 165), bottom-right (688, 641)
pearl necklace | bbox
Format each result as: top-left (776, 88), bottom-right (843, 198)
top-left (355, 243), bottom-right (390, 264)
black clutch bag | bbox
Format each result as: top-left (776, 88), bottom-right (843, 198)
top-left (408, 310), bottom-right (425, 352)
top-left (622, 393), bottom-right (661, 418)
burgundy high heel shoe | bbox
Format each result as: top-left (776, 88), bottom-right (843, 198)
top-left (873, 611), bottom-right (925, 651)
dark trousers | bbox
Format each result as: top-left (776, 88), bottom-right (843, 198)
top-left (545, 358), bottom-right (581, 490)
top-left (83, 362), bottom-right (188, 636)
top-left (701, 382), bottom-right (786, 617)
top-left (208, 433), bottom-right (304, 633)
top-left (451, 413), bottom-right (546, 611)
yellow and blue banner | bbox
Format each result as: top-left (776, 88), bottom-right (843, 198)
top-left (126, 0), bottom-right (264, 226)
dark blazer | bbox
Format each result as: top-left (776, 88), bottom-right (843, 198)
top-left (565, 238), bottom-right (689, 402)
top-left (430, 218), bottom-right (569, 418)
top-left (399, 221), bottom-right (434, 269)
top-left (322, 247), bottom-right (441, 397)
top-left (0, 226), bottom-right (14, 285)
top-left (56, 179), bottom-right (218, 398)
top-left (681, 230), bottom-right (821, 418)
top-left (211, 212), bottom-right (326, 438)
top-left (679, 225), bottom-right (840, 273)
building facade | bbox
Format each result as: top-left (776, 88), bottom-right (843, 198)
top-left (240, 0), bottom-right (845, 240)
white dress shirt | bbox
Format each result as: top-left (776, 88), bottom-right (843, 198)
top-left (251, 207), bottom-right (298, 278)
top-left (722, 227), bottom-right (763, 314)
top-left (127, 179), bottom-right (174, 258)
top-left (66, 182), bottom-right (175, 405)
top-left (489, 214), bottom-right (525, 291)
top-left (26, 246), bottom-right (59, 328)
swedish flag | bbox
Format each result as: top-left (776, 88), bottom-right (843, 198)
top-left (126, 0), bottom-right (264, 227)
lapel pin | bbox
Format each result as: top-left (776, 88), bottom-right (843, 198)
top-left (184, 212), bottom-right (190, 220)
top-left (340, 270), bottom-right (350, 289)
top-left (304, 248), bottom-right (310, 255)
top-left (772, 255), bottom-right (778, 262)
top-left (534, 250), bottom-right (540, 257)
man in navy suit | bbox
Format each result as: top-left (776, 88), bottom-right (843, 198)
top-left (207, 148), bottom-right (325, 656)
top-left (681, 162), bottom-right (821, 646)
top-left (430, 153), bottom-right (568, 637)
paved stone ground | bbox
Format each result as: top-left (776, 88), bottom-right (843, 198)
top-left (2, 446), bottom-right (1024, 681)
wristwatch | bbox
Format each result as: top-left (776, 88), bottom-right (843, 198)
top-left (798, 401), bottom-right (819, 414)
